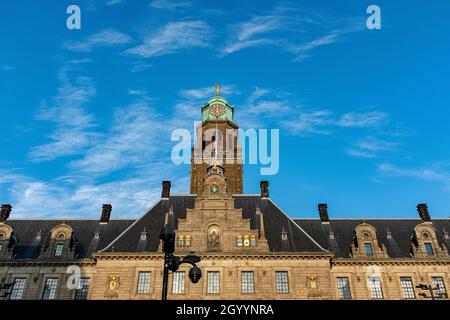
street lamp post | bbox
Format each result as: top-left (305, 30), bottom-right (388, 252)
top-left (0, 280), bottom-right (16, 300)
top-left (159, 224), bottom-right (202, 301)
top-left (416, 283), bottom-right (445, 300)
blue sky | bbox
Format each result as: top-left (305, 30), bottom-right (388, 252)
top-left (1, 0), bottom-right (450, 219)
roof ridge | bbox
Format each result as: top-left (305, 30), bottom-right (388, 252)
top-left (292, 218), bottom-right (449, 220)
top-left (267, 199), bottom-right (329, 253)
top-left (98, 199), bottom-right (165, 252)
top-left (8, 218), bottom-right (136, 221)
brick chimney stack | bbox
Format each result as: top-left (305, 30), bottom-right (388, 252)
top-left (162, 181), bottom-right (171, 199)
top-left (100, 204), bottom-right (112, 223)
top-left (260, 181), bottom-right (269, 198)
top-left (318, 204), bottom-right (329, 223)
top-left (0, 204), bottom-right (12, 222)
top-left (417, 203), bottom-right (431, 222)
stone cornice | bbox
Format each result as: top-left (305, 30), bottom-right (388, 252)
top-left (93, 252), bottom-right (332, 261)
top-left (331, 258), bottom-right (450, 266)
top-left (0, 259), bottom-right (96, 267)
top-left (201, 120), bottom-right (239, 129)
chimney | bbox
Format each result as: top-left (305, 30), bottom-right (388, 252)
top-left (0, 204), bottom-right (12, 222)
top-left (100, 204), bottom-right (112, 223)
top-left (417, 204), bottom-right (431, 222)
top-left (162, 181), bottom-right (171, 199)
top-left (260, 181), bottom-right (269, 198)
top-left (318, 204), bottom-right (329, 223)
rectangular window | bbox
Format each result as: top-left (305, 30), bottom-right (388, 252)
top-left (241, 271), bottom-right (255, 294)
top-left (368, 277), bottom-right (383, 299)
top-left (431, 276), bottom-right (448, 298)
top-left (137, 272), bottom-right (151, 294)
top-left (42, 278), bottom-right (58, 300)
top-left (54, 244), bottom-right (64, 257)
top-left (400, 277), bottom-right (415, 299)
top-left (275, 271), bottom-right (289, 294)
top-left (336, 277), bottom-right (352, 299)
top-left (10, 278), bottom-right (26, 300)
top-left (424, 243), bottom-right (434, 256)
top-left (364, 243), bottom-right (373, 256)
top-left (172, 272), bottom-right (186, 294)
top-left (207, 272), bottom-right (220, 294)
top-left (74, 278), bottom-right (90, 300)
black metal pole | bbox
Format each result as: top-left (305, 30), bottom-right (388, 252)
top-left (161, 252), bottom-right (169, 301)
top-left (429, 285), bottom-right (435, 300)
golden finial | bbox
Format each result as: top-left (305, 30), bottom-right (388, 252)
top-left (215, 83), bottom-right (220, 96)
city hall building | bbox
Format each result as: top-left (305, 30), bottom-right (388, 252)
top-left (1, 88), bottom-right (450, 300)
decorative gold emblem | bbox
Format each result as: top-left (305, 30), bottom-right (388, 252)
top-left (108, 276), bottom-right (119, 290)
top-left (307, 274), bottom-right (317, 289)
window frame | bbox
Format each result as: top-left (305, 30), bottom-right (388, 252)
top-left (368, 276), bottom-right (384, 299)
top-left (336, 277), bottom-right (352, 299)
top-left (399, 277), bottom-right (416, 299)
top-left (241, 271), bottom-right (255, 294)
top-left (42, 277), bottom-right (59, 300)
top-left (431, 276), bottom-right (448, 299)
top-left (10, 277), bottom-right (27, 300)
top-left (275, 271), bottom-right (289, 294)
top-left (74, 277), bottom-right (90, 300)
top-left (172, 271), bottom-right (186, 295)
top-left (364, 243), bottom-right (374, 256)
top-left (424, 242), bottom-right (434, 256)
top-left (136, 271), bottom-right (152, 294)
top-left (206, 271), bottom-right (220, 294)
top-left (54, 244), bottom-right (64, 257)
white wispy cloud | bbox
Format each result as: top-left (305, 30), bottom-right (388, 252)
top-left (288, 32), bottom-right (341, 62)
top-left (346, 136), bottom-right (398, 158)
top-left (282, 110), bottom-right (333, 135)
top-left (69, 101), bottom-right (164, 175)
top-left (180, 84), bottom-right (239, 100)
top-left (149, 0), bottom-right (191, 10)
top-left (64, 28), bottom-right (132, 52)
top-left (337, 111), bottom-right (389, 128)
top-left (378, 163), bottom-right (450, 192)
top-left (130, 61), bottom-right (152, 73)
top-left (105, 0), bottom-right (123, 5)
top-left (0, 169), bottom-right (175, 218)
top-left (128, 89), bottom-right (148, 96)
top-left (221, 8), bottom-right (365, 61)
top-left (0, 64), bottom-right (15, 71)
top-left (221, 15), bottom-right (285, 55)
top-left (125, 21), bottom-right (211, 58)
top-left (29, 61), bottom-right (98, 161)
top-left (237, 86), bottom-right (331, 132)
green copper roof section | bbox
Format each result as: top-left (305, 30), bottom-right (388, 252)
top-left (201, 95), bottom-right (235, 122)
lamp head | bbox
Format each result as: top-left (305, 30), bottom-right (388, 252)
top-left (159, 225), bottom-right (175, 242)
top-left (189, 266), bottom-right (202, 284)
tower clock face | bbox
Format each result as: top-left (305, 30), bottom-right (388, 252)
top-left (210, 104), bottom-right (226, 117)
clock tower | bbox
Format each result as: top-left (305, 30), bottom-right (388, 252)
top-left (190, 84), bottom-right (243, 195)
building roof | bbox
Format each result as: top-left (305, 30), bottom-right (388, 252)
top-left (3, 195), bottom-right (450, 261)
top-left (4, 219), bottom-right (134, 260)
top-left (99, 195), bottom-right (328, 254)
top-left (294, 218), bottom-right (450, 258)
